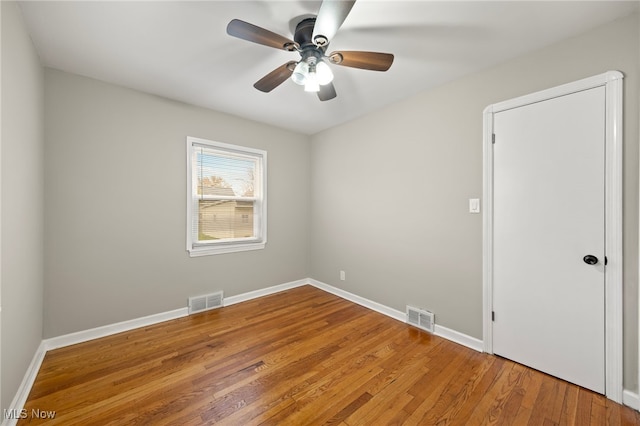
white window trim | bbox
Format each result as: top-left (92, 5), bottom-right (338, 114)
top-left (186, 136), bottom-right (267, 257)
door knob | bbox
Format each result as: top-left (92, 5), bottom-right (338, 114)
top-left (583, 255), bottom-right (598, 265)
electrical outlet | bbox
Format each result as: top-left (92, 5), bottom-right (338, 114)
top-left (340, 270), bottom-right (346, 281)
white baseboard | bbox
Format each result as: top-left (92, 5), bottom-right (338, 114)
top-left (43, 279), bottom-right (308, 352)
top-left (434, 324), bottom-right (483, 352)
top-left (223, 279), bottom-right (308, 306)
top-left (308, 278), bottom-right (406, 322)
top-left (307, 278), bottom-right (483, 352)
top-left (43, 307), bottom-right (189, 351)
top-left (3, 341), bottom-right (47, 426)
top-left (623, 389), bottom-right (640, 410)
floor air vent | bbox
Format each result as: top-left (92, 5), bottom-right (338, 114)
top-left (188, 291), bottom-right (223, 314)
top-left (406, 306), bottom-right (434, 333)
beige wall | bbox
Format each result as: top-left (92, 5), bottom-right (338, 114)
top-left (310, 13), bottom-right (639, 390)
top-left (3, 3), bottom-right (640, 409)
top-left (43, 69), bottom-right (310, 338)
top-left (1, 1), bottom-right (45, 412)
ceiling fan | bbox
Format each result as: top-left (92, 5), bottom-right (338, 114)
top-left (226, 0), bottom-right (394, 101)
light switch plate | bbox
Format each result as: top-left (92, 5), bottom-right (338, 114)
top-left (469, 198), bottom-right (480, 213)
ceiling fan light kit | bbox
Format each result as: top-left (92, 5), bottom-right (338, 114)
top-left (291, 61), bottom-right (309, 85)
top-left (226, 0), bottom-right (394, 101)
top-left (315, 61), bottom-right (334, 85)
top-left (292, 55), bottom-right (334, 93)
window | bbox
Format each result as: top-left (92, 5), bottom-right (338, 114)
top-left (186, 136), bottom-right (266, 256)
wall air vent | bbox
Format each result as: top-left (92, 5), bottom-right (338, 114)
top-left (406, 305), bottom-right (435, 333)
top-left (188, 290), bottom-right (224, 314)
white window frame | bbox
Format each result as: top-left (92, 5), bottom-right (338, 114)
top-left (186, 136), bottom-right (267, 257)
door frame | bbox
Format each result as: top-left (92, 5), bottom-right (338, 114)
top-left (482, 71), bottom-right (624, 402)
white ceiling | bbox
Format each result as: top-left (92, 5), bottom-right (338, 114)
top-left (18, 1), bottom-right (639, 135)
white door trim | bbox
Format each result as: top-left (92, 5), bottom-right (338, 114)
top-left (482, 71), bottom-right (624, 402)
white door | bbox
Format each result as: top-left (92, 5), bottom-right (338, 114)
top-left (492, 86), bottom-right (606, 393)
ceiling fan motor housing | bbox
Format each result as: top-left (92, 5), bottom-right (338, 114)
top-left (294, 18), bottom-right (328, 52)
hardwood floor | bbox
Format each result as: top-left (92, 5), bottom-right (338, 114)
top-left (19, 285), bottom-right (640, 425)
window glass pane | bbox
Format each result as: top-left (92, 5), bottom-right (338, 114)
top-left (198, 200), bottom-right (254, 241)
top-left (196, 148), bottom-right (257, 197)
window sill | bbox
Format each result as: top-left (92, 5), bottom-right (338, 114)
top-left (188, 241), bottom-right (266, 257)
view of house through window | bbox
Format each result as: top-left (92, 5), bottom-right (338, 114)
top-left (187, 137), bottom-right (266, 256)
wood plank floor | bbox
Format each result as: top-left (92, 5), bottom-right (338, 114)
top-left (19, 285), bottom-right (640, 425)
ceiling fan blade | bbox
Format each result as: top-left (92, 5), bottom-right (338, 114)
top-left (254, 61), bottom-right (297, 93)
top-left (328, 51), bottom-right (394, 71)
top-left (317, 82), bottom-right (337, 101)
top-left (227, 19), bottom-right (298, 51)
top-left (312, 0), bottom-right (356, 46)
